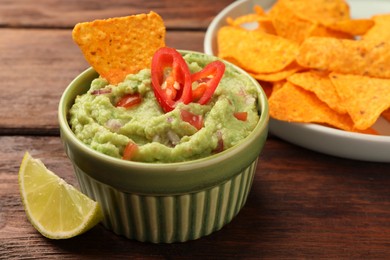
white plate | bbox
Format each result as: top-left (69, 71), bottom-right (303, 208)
top-left (204, 0), bottom-right (390, 162)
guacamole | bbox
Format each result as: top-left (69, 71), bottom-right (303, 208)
top-left (69, 53), bottom-right (260, 163)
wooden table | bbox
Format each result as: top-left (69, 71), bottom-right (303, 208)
top-left (2, 0), bottom-right (390, 258)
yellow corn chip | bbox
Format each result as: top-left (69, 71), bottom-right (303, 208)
top-left (326, 19), bottom-right (374, 35)
top-left (226, 14), bottom-right (276, 34)
top-left (226, 13), bottom-right (268, 27)
top-left (382, 108), bottom-right (390, 122)
top-left (287, 70), bottom-right (347, 114)
top-left (268, 82), bottom-right (357, 131)
top-left (272, 80), bottom-right (287, 94)
top-left (297, 37), bottom-right (390, 79)
top-left (330, 73), bottom-right (390, 130)
top-left (363, 14), bottom-right (390, 42)
top-left (72, 11), bottom-right (165, 84)
top-left (308, 23), bottom-right (353, 39)
top-left (268, 0), bottom-right (315, 43)
top-left (254, 5), bottom-right (266, 16)
top-left (259, 80), bottom-right (286, 99)
top-left (258, 80), bottom-right (274, 98)
top-left (281, 0), bottom-right (351, 26)
top-left (216, 0), bottom-right (390, 136)
top-left (217, 26), bottom-right (299, 73)
top-left (250, 62), bottom-right (303, 82)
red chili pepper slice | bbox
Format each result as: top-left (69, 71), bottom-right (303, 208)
top-left (151, 47), bottom-right (192, 112)
top-left (116, 93), bottom-right (142, 109)
top-left (122, 142), bottom-right (138, 160)
top-left (192, 82), bottom-right (207, 102)
top-left (191, 60), bottom-right (225, 105)
top-left (180, 109), bottom-right (204, 130)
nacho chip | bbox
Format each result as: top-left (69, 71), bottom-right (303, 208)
top-left (216, 0), bottom-right (390, 136)
top-left (268, 0), bottom-right (315, 43)
top-left (254, 5), bottom-right (266, 16)
top-left (258, 80), bottom-right (273, 98)
top-left (287, 70), bottom-right (347, 114)
top-left (272, 80), bottom-right (286, 94)
top-left (308, 23), bottom-right (353, 39)
top-left (330, 73), bottom-right (390, 130)
top-left (250, 62), bottom-right (303, 82)
top-left (363, 14), bottom-right (390, 42)
top-left (382, 108), bottom-right (390, 122)
top-left (281, 0), bottom-right (351, 26)
top-left (226, 13), bottom-right (275, 34)
top-left (226, 13), bottom-right (267, 27)
top-left (217, 26), bottom-right (299, 73)
top-left (269, 0), bottom-right (354, 43)
top-left (326, 19), bottom-right (374, 36)
top-left (227, 14), bottom-right (255, 27)
top-left (268, 82), bottom-right (357, 131)
top-left (226, 5), bottom-right (274, 34)
top-left (72, 11), bottom-right (165, 84)
top-left (266, 80), bottom-right (287, 98)
top-left (257, 19), bottom-right (277, 35)
top-left (297, 37), bottom-right (390, 79)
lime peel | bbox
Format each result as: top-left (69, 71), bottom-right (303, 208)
top-left (18, 152), bottom-right (103, 239)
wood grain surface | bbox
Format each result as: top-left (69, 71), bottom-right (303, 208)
top-left (0, 0), bottom-right (233, 29)
top-left (0, 29), bottom-right (204, 134)
top-left (2, 0), bottom-right (390, 259)
top-left (2, 136), bottom-right (390, 259)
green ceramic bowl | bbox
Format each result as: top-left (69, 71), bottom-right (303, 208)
top-left (58, 51), bottom-right (269, 243)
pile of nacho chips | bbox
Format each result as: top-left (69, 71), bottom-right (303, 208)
top-left (72, 11), bottom-right (165, 85)
top-left (217, 0), bottom-right (390, 134)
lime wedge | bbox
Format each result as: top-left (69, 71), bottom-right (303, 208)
top-left (18, 152), bottom-right (103, 239)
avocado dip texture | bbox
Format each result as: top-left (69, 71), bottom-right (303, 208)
top-left (69, 53), bottom-right (260, 163)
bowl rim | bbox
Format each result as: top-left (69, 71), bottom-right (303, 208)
top-left (58, 50), bottom-right (269, 193)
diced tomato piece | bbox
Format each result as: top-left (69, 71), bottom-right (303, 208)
top-left (234, 112), bottom-right (248, 121)
top-left (122, 142), bottom-right (138, 161)
top-left (180, 109), bottom-right (204, 130)
top-left (116, 93), bottom-right (142, 109)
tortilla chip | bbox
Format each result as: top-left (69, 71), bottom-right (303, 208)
top-left (363, 14), bottom-right (390, 42)
top-left (226, 13), bottom-right (276, 34)
top-left (217, 26), bottom-right (299, 73)
top-left (360, 128), bottom-right (379, 135)
top-left (250, 62), bottom-right (303, 82)
top-left (227, 14), bottom-right (257, 27)
top-left (253, 6), bottom-right (277, 34)
top-left (308, 23), bottom-right (353, 39)
top-left (326, 19), bottom-right (374, 35)
top-left (297, 37), bottom-right (390, 79)
top-left (330, 73), bottom-right (390, 130)
top-left (226, 13), bottom-right (268, 27)
top-left (287, 70), bottom-right (347, 114)
top-left (268, 0), bottom-right (315, 43)
top-left (268, 82), bottom-right (357, 131)
top-left (72, 11), bottom-right (165, 84)
top-left (254, 5), bottom-right (266, 16)
top-left (281, 0), bottom-right (351, 26)
top-left (382, 108), bottom-right (390, 122)
top-left (272, 80), bottom-right (286, 94)
top-left (258, 80), bottom-right (273, 98)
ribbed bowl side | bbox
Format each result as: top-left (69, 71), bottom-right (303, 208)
top-left (73, 159), bottom-right (258, 243)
